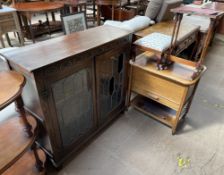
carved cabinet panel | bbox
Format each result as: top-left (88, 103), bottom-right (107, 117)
top-left (40, 57), bottom-right (96, 156)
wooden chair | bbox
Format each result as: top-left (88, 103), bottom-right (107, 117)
top-left (0, 70), bottom-right (46, 174)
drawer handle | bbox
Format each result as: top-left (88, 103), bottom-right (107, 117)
top-left (146, 93), bottom-right (159, 101)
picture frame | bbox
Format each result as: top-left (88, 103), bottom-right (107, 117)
top-left (61, 12), bottom-right (87, 35)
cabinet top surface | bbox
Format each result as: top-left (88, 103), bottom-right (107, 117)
top-left (131, 52), bottom-right (206, 85)
top-left (2, 25), bottom-right (131, 73)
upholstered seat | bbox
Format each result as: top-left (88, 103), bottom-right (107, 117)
top-left (104, 15), bottom-right (153, 32)
top-left (134, 22), bottom-right (200, 53)
top-left (134, 32), bottom-right (172, 52)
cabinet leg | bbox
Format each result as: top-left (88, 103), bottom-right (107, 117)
top-left (15, 95), bottom-right (33, 137)
top-left (172, 128), bottom-right (176, 135)
top-left (32, 143), bottom-right (44, 172)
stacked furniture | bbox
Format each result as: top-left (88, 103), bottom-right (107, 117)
top-left (127, 51), bottom-right (206, 134)
top-left (0, 6), bottom-right (24, 48)
top-left (126, 1), bottom-right (208, 134)
top-left (104, 0), bottom-right (183, 32)
top-left (0, 71), bottom-right (46, 175)
top-left (171, 4), bottom-right (224, 62)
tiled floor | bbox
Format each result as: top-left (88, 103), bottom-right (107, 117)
top-left (1, 34), bottom-right (224, 175)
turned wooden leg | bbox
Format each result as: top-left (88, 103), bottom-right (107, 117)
top-left (15, 95), bottom-right (33, 137)
top-left (31, 143), bottom-right (44, 172)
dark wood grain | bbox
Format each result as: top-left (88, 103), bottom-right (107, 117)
top-left (2, 25), bottom-right (131, 73)
top-left (11, 2), bottom-right (64, 13)
top-left (3, 149), bottom-right (46, 175)
top-left (0, 71), bottom-right (25, 110)
top-left (4, 25), bottom-right (131, 167)
top-left (0, 115), bottom-right (37, 174)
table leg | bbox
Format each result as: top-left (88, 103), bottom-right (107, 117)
top-left (112, 5), bottom-right (115, 20)
top-left (18, 30), bottom-right (24, 46)
top-left (51, 11), bottom-right (56, 22)
top-left (28, 21), bottom-right (35, 43)
top-left (170, 13), bottom-right (183, 54)
top-left (97, 5), bottom-right (101, 26)
top-left (126, 65), bottom-right (133, 109)
top-left (31, 143), bottom-right (44, 172)
top-left (15, 95), bottom-right (33, 138)
top-left (6, 33), bottom-right (12, 47)
top-left (199, 18), bottom-right (216, 63)
top-left (172, 88), bottom-right (188, 135)
top-left (0, 36), bottom-right (5, 48)
top-left (93, 0), bottom-right (96, 20)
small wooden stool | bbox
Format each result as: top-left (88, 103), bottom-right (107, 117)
top-left (0, 71), bottom-right (46, 175)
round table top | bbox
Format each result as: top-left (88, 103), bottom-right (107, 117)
top-left (63, 0), bottom-right (87, 6)
top-left (11, 2), bottom-right (64, 13)
top-left (0, 115), bottom-right (37, 174)
top-left (95, 0), bottom-right (121, 6)
top-left (0, 71), bottom-right (25, 110)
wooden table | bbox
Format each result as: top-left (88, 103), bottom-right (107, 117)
top-left (171, 5), bottom-right (224, 64)
top-left (0, 6), bottom-right (24, 48)
top-left (62, 0), bottom-right (87, 15)
top-left (2, 25), bottom-right (132, 167)
top-left (11, 2), bottom-right (64, 43)
top-left (127, 51), bottom-right (206, 134)
top-left (0, 71), bottom-right (46, 174)
top-left (203, 2), bottom-right (224, 34)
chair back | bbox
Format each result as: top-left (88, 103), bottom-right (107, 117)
top-left (156, 0), bottom-right (183, 23)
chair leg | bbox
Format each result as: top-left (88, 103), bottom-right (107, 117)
top-left (15, 95), bottom-right (33, 137)
top-left (6, 33), bottom-right (13, 47)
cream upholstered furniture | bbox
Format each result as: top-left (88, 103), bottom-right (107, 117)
top-left (0, 6), bottom-right (24, 48)
top-left (134, 21), bottom-right (200, 54)
top-left (104, 15), bottom-right (153, 32)
top-left (134, 22), bottom-right (200, 54)
top-left (134, 32), bottom-right (172, 52)
top-left (104, 0), bottom-right (183, 32)
top-left (145, 0), bottom-right (183, 23)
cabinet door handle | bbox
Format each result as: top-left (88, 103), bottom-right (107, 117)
top-left (146, 92), bottom-right (159, 101)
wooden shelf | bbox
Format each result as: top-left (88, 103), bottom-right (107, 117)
top-left (131, 95), bottom-right (176, 127)
top-left (3, 149), bottom-right (46, 175)
top-left (0, 71), bottom-right (25, 110)
top-left (0, 115), bottom-right (37, 173)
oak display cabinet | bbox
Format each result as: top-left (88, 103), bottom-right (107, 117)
top-left (2, 25), bottom-right (131, 167)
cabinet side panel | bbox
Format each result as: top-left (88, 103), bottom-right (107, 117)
top-left (8, 63), bottom-right (44, 121)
